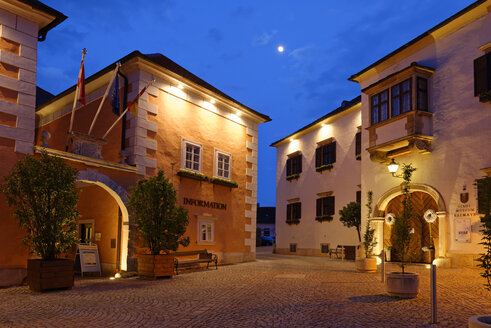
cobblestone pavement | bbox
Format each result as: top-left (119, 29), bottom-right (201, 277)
top-left (0, 247), bottom-right (490, 328)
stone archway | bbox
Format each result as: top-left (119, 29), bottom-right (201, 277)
top-left (374, 183), bottom-right (447, 259)
top-left (76, 169), bottom-right (132, 271)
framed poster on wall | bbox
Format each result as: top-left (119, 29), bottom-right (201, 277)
top-left (455, 218), bottom-right (471, 243)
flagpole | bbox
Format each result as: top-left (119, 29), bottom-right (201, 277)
top-left (102, 78), bottom-right (155, 140)
top-left (66, 48), bottom-right (87, 151)
top-left (88, 63), bottom-right (120, 135)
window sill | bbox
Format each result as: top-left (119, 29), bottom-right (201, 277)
top-left (177, 170), bottom-right (209, 182)
top-left (197, 241), bottom-right (216, 246)
top-left (286, 174), bottom-right (300, 181)
top-left (315, 164), bottom-right (333, 172)
top-left (315, 215), bottom-right (333, 222)
top-left (210, 177), bottom-right (238, 188)
top-left (286, 219), bottom-right (300, 225)
top-left (367, 110), bottom-right (432, 130)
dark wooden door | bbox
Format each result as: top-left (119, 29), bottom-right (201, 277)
top-left (383, 191), bottom-right (438, 263)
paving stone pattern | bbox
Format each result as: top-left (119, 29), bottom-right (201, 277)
top-left (0, 248), bottom-right (490, 328)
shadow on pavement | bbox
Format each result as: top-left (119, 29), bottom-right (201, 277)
top-left (348, 294), bottom-right (404, 303)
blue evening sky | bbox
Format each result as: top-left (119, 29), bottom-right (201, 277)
top-left (37, 0), bottom-right (475, 206)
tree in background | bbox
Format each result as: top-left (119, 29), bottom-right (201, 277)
top-left (339, 201), bottom-right (361, 242)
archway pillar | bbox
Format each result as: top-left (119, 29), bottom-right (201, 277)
top-left (436, 211), bottom-right (447, 258)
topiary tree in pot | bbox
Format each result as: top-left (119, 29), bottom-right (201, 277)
top-left (129, 170), bottom-right (190, 278)
top-left (385, 163), bottom-right (419, 298)
top-left (1, 152), bottom-right (79, 292)
top-left (339, 201), bottom-right (361, 242)
top-left (355, 191), bottom-right (378, 272)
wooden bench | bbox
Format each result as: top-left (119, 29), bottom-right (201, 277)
top-left (173, 249), bottom-right (218, 275)
top-left (329, 245), bottom-right (356, 260)
top-left (329, 245), bottom-right (344, 259)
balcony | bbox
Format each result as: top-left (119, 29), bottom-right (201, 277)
top-left (367, 110), bottom-right (433, 162)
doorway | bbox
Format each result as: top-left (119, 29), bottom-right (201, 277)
top-left (384, 191), bottom-right (438, 263)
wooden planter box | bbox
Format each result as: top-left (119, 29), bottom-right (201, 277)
top-left (27, 259), bottom-right (74, 292)
top-left (138, 254), bottom-right (175, 279)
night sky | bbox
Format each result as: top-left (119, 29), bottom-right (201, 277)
top-left (37, 0), bottom-right (475, 206)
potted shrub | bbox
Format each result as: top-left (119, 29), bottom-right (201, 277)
top-left (2, 152), bottom-right (79, 292)
top-left (355, 191), bottom-right (378, 272)
top-left (469, 177), bottom-right (491, 327)
top-left (385, 163), bottom-right (420, 298)
top-left (129, 170), bottom-right (190, 278)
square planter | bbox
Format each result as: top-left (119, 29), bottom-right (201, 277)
top-left (27, 259), bottom-right (74, 292)
top-left (138, 254), bottom-right (175, 279)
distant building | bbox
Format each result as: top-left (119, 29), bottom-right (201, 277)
top-left (256, 205), bottom-right (276, 243)
top-left (272, 0), bottom-right (491, 267)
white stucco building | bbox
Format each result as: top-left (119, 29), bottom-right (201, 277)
top-left (273, 0), bottom-right (491, 267)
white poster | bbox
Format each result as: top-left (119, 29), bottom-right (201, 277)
top-left (455, 218), bottom-right (471, 243)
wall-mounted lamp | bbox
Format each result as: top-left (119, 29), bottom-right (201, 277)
top-left (387, 158), bottom-right (402, 178)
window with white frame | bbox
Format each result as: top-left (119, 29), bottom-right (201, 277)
top-left (182, 139), bottom-right (202, 172)
top-left (215, 150), bottom-right (231, 180)
top-left (198, 220), bottom-right (214, 242)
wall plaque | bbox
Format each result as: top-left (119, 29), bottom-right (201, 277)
top-left (455, 218), bottom-right (471, 243)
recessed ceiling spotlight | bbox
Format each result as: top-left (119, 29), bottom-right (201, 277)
top-left (178, 84), bottom-right (184, 89)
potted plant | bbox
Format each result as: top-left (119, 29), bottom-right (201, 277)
top-left (468, 177), bottom-right (491, 327)
top-left (355, 191), bottom-right (378, 272)
top-left (129, 170), bottom-right (190, 278)
top-left (385, 163), bottom-right (419, 298)
top-left (2, 152), bottom-right (79, 292)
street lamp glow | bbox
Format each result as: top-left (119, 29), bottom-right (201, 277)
top-left (277, 45), bottom-right (285, 53)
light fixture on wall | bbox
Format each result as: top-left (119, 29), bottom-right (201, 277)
top-left (387, 158), bottom-right (402, 178)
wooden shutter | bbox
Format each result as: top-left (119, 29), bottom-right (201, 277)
top-left (316, 198), bottom-right (322, 216)
top-left (327, 196), bottom-right (335, 215)
top-left (286, 204), bottom-right (292, 220)
top-left (331, 142), bottom-right (336, 164)
top-left (356, 191), bottom-right (361, 204)
top-left (315, 147), bottom-right (321, 167)
top-left (355, 132), bottom-right (361, 157)
top-left (476, 177), bottom-right (491, 215)
top-left (286, 158), bottom-right (292, 176)
top-left (295, 202), bottom-right (302, 219)
top-left (474, 53), bottom-right (491, 96)
top-left (297, 155), bottom-right (302, 173)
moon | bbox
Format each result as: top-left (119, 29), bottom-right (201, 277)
top-left (277, 45), bottom-right (284, 53)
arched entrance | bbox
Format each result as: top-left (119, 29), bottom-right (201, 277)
top-left (383, 192), bottom-right (438, 263)
top-left (374, 183), bottom-right (447, 261)
top-left (76, 169), bottom-right (130, 272)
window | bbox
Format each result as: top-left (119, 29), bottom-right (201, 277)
top-left (356, 191), bottom-right (361, 204)
top-left (370, 77), bottom-right (428, 125)
top-left (474, 53), bottom-right (491, 103)
top-left (315, 141), bottom-right (336, 171)
top-left (355, 132), bottom-right (361, 160)
top-left (286, 202), bottom-right (301, 224)
top-left (289, 244), bottom-right (297, 252)
top-left (321, 244), bottom-right (330, 254)
top-left (316, 196), bottom-right (335, 222)
top-left (286, 154), bottom-right (302, 179)
top-left (198, 220), bottom-right (214, 242)
top-left (182, 139), bottom-right (202, 172)
top-left (215, 150), bottom-right (231, 180)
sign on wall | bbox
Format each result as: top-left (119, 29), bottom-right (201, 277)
top-left (77, 244), bottom-right (101, 276)
top-left (454, 218), bottom-right (471, 243)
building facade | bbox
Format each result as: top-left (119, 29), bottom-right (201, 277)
top-left (272, 98), bottom-right (362, 255)
top-left (273, 0), bottom-right (491, 267)
top-left (0, 1), bottom-right (270, 286)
